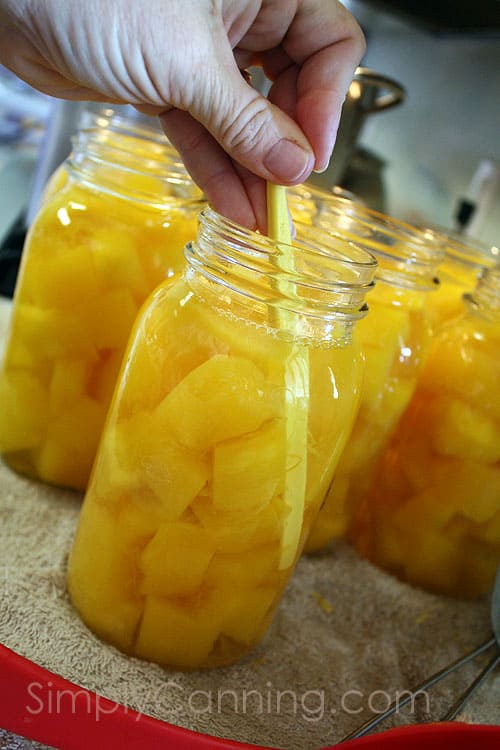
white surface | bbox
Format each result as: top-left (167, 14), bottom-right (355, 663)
top-left (349, 2), bottom-right (500, 246)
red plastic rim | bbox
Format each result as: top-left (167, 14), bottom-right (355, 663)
top-left (1, 643), bottom-right (498, 750)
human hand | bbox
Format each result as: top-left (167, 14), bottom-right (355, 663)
top-left (0, 0), bottom-right (365, 230)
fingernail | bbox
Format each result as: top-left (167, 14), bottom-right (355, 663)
top-left (264, 139), bottom-right (314, 183)
top-left (313, 162), bottom-right (330, 175)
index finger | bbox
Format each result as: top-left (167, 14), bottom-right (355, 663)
top-left (269, 0), bottom-right (365, 172)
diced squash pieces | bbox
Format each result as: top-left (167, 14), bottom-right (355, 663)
top-left (139, 522), bottom-right (216, 597)
top-left (76, 288), bottom-right (138, 350)
top-left (359, 301), bottom-right (410, 357)
top-left (213, 421), bottom-right (285, 513)
top-left (431, 460), bottom-right (500, 524)
top-left (157, 354), bottom-right (280, 451)
top-left (349, 315), bottom-right (500, 597)
top-left (134, 596), bottom-right (221, 669)
top-left (0, 370), bottom-right (49, 453)
top-left (90, 228), bottom-right (148, 301)
top-left (113, 411), bottom-right (209, 517)
top-left (13, 303), bottom-right (97, 361)
top-left (117, 493), bottom-right (166, 539)
top-left (36, 397), bottom-right (106, 489)
top-left (67, 501), bottom-right (144, 653)
top-left (88, 349), bottom-right (124, 403)
top-left (63, 275), bottom-right (358, 667)
top-left (25, 246), bottom-right (100, 309)
top-left (432, 398), bottom-right (500, 464)
top-left (219, 587), bottom-right (277, 646)
top-left (191, 492), bottom-right (283, 555)
top-left (49, 358), bottom-right (89, 413)
top-left (205, 546), bottom-right (278, 590)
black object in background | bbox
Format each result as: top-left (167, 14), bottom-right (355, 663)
top-left (357, 0), bottom-right (500, 34)
top-left (0, 211), bottom-right (26, 298)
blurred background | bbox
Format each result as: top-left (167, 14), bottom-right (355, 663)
top-left (0, 0), bottom-right (499, 293)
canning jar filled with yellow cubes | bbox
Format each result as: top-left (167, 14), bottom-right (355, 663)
top-left (67, 207), bottom-right (377, 669)
top-left (350, 265), bottom-right (500, 598)
top-left (0, 114), bottom-right (204, 490)
top-left (421, 229), bottom-right (499, 330)
top-left (300, 199), bottom-right (444, 552)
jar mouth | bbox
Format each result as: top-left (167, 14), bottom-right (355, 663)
top-left (289, 184), bottom-right (444, 290)
top-left (79, 107), bottom-right (167, 145)
top-left (421, 224), bottom-right (500, 270)
top-left (185, 206), bottom-right (377, 326)
top-left (67, 112), bottom-right (204, 207)
top-left (197, 206), bottom-right (377, 279)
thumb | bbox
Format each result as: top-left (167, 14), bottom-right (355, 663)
top-left (189, 61), bottom-right (315, 185)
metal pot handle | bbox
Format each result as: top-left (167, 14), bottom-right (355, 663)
top-left (352, 67), bottom-right (406, 114)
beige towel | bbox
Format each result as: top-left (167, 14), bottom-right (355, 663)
top-left (0, 301), bottom-right (498, 750)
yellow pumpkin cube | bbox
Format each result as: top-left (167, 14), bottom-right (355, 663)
top-left (421, 334), bottom-right (500, 418)
top-left (67, 501), bottom-right (144, 652)
top-left (24, 245), bottom-right (100, 309)
top-left (88, 349), bottom-right (124, 404)
top-left (400, 529), bottom-right (463, 595)
top-left (13, 303), bottom-right (97, 361)
top-left (90, 227), bottom-right (149, 301)
top-left (157, 354), bottom-right (280, 451)
top-left (205, 545), bottom-right (279, 590)
top-left (76, 288), bottom-right (139, 351)
top-left (36, 396), bottom-right (106, 489)
top-left (358, 301), bottom-right (410, 356)
top-left (213, 421), bottom-right (285, 514)
top-left (219, 586), bottom-right (277, 646)
top-left (0, 370), bottom-right (49, 453)
top-left (139, 522), bottom-right (216, 597)
top-left (111, 410), bottom-right (210, 517)
top-left (116, 492), bottom-right (167, 538)
top-left (134, 595), bottom-right (220, 668)
top-left (49, 358), bottom-right (89, 414)
top-left (392, 487), bottom-right (457, 532)
top-left (432, 397), bottom-right (500, 464)
top-left (431, 459), bottom-right (500, 523)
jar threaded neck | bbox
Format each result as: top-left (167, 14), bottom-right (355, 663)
top-left (289, 184), bottom-right (444, 291)
top-left (66, 111), bottom-right (203, 207)
top-left (185, 207), bottom-right (377, 345)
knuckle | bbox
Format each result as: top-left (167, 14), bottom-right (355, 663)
top-left (219, 96), bottom-right (274, 160)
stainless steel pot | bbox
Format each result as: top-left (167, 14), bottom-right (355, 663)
top-left (314, 67), bottom-right (405, 187)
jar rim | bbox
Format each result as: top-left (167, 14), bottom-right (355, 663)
top-left (421, 224), bottom-right (500, 269)
top-left (288, 184), bottom-right (444, 290)
top-left (67, 111), bottom-right (204, 207)
top-left (185, 206), bottom-right (377, 335)
top-left (289, 183), bottom-right (444, 248)
top-left (198, 205), bottom-right (378, 278)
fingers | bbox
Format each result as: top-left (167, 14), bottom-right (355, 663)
top-left (160, 108), bottom-right (268, 230)
top-left (183, 0), bottom-right (364, 196)
top-left (278, 0), bottom-right (366, 171)
top-left (173, 29), bottom-right (315, 187)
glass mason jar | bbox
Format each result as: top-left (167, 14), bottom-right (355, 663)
top-left (67, 207), bottom-right (376, 669)
top-left (350, 265), bottom-right (500, 598)
top-left (0, 114), bottom-right (205, 490)
top-left (420, 228), bottom-right (499, 330)
top-left (40, 108), bottom-right (182, 205)
top-left (288, 183), bottom-right (368, 227)
top-left (301, 199), bottom-right (444, 552)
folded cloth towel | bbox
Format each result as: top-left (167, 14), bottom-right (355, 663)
top-left (0, 302), bottom-right (498, 750)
